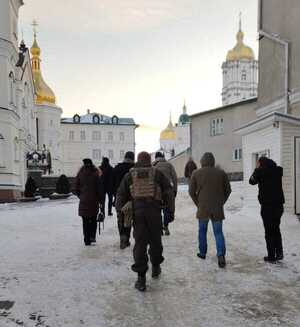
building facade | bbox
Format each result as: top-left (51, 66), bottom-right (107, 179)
top-left (61, 111), bottom-right (137, 176)
top-left (237, 0), bottom-right (300, 214)
top-left (190, 99), bottom-right (257, 178)
top-left (0, 0), bottom-right (137, 202)
top-left (0, 0), bottom-right (37, 200)
top-left (222, 17), bottom-right (258, 106)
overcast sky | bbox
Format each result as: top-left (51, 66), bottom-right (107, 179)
top-left (20, 0), bottom-right (258, 152)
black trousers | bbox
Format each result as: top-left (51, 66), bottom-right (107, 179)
top-left (131, 203), bottom-right (164, 275)
top-left (82, 216), bottom-right (97, 244)
top-left (101, 192), bottom-right (113, 216)
top-left (261, 205), bottom-right (284, 258)
top-left (117, 215), bottom-right (132, 241)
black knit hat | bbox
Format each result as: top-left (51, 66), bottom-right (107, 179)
top-left (124, 151), bottom-right (135, 161)
top-left (83, 158), bottom-right (93, 166)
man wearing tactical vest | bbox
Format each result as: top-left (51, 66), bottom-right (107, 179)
top-left (116, 151), bottom-right (175, 292)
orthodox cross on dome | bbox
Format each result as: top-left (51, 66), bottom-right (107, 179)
top-left (32, 19), bottom-right (38, 38)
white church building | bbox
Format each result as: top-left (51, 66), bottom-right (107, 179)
top-left (0, 0), bottom-right (137, 202)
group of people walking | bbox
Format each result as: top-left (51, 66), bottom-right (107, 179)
top-left (75, 150), bottom-right (285, 292)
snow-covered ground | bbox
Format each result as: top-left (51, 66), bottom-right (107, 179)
top-left (0, 184), bottom-right (299, 327)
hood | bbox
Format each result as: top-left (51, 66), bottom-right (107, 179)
top-left (200, 152), bottom-right (215, 168)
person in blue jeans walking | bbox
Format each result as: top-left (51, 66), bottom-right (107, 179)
top-left (189, 152), bottom-right (231, 268)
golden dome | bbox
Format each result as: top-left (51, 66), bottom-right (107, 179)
top-left (160, 118), bottom-right (176, 141)
top-left (30, 35), bottom-right (56, 105)
top-left (226, 20), bottom-right (255, 62)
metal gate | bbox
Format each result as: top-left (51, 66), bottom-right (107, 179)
top-left (295, 137), bottom-right (300, 215)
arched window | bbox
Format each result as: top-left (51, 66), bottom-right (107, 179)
top-left (93, 114), bottom-right (100, 124)
top-left (14, 137), bottom-right (20, 161)
top-left (9, 72), bottom-right (15, 105)
top-left (73, 114), bottom-right (81, 123)
top-left (0, 134), bottom-right (5, 167)
top-left (111, 115), bottom-right (119, 125)
top-left (24, 82), bottom-right (29, 107)
top-left (241, 70), bottom-right (247, 81)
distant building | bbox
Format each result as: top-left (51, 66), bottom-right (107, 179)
top-left (190, 16), bottom-right (258, 180)
top-left (61, 111), bottom-right (137, 176)
top-left (159, 102), bottom-right (190, 160)
top-left (222, 16), bottom-right (258, 106)
top-left (0, 1), bottom-right (137, 202)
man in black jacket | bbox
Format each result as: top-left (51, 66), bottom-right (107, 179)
top-left (100, 157), bottom-right (114, 216)
top-left (112, 151), bottom-right (135, 249)
top-left (249, 157), bottom-right (285, 263)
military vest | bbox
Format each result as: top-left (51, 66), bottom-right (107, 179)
top-left (130, 167), bottom-right (161, 201)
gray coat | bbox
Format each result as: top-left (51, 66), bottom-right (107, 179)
top-left (153, 158), bottom-right (178, 195)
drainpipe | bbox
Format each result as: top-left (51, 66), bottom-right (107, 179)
top-left (258, 0), bottom-right (290, 114)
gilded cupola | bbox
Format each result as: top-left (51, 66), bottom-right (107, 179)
top-left (30, 26), bottom-right (56, 106)
top-left (226, 15), bottom-right (255, 62)
top-left (160, 115), bottom-right (176, 141)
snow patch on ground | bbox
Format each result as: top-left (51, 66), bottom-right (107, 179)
top-left (0, 184), bottom-right (299, 327)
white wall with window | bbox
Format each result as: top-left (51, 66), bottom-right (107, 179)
top-left (0, 134), bottom-right (5, 168)
top-left (80, 130), bottom-right (86, 141)
top-left (69, 131), bottom-right (74, 141)
top-left (93, 149), bottom-right (101, 161)
top-left (210, 118), bottom-right (224, 136)
top-left (233, 148), bottom-right (242, 161)
top-left (92, 131), bottom-right (101, 141)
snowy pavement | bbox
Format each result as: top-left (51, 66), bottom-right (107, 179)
top-left (0, 184), bottom-right (299, 327)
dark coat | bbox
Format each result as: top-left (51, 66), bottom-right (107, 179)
top-left (100, 163), bottom-right (114, 194)
top-left (184, 160), bottom-right (198, 179)
top-left (112, 160), bottom-right (135, 196)
top-left (189, 153), bottom-right (231, 220)
top-left (249, 160), bottom-right (285, 206)
top-left (115, 164), bottom-right (175, 215)
top-left (75, 167), bottom-right (104, 217)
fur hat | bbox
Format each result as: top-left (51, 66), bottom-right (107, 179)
top-left (155, 151), bottom-right (164, 159)
top-left (83, 158), bottom-right (93, 166)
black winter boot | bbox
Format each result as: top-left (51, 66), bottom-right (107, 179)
top-left (275, 252), bottom-right (284, 261)
top-left (264, 256), bottom-right (276, 263)
top-left (163, 226), bottom-right (170, 236)
top-left (135, 274), bottom-right (146, 292)
top-left (218, 255), bottom-right (226, 268)
top-left (152, 265), bottom-right (161, 279)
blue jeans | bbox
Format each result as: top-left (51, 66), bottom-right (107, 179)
top-left (198, 220), bottom-right (226, 257)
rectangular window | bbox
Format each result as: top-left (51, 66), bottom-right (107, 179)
top-left (233, 148), bottom-right (242, 161)
top-left (93, 149), bottom-right (101, 160)
top-left (80, 131), bottom-right (86, 141)
top-left (92, 131), bottom-right (101, 141)
top-left (120, 150), bottom-right (125, 160)
top-left (69, 131), bottom-right (74, 141)
top-left (210, 118), bottom-right (224, 136)
top-left (108, 132), bottom-right (113, 142)
top-left (108, 149), bottom-right (114, 160)
top-left (0, 136), bottom-right (5, 167)
top-left (120, 132), bottom-right (125, 142)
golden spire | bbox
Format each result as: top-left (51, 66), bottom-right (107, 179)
top-left (160, 112), bottom-right (176, 141)
top-left (30, 20), bottom-right (56, 105)
top-left (226, 13), bottom-right (255, 62)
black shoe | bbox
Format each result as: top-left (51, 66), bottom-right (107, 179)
top-left (152, 265), bottom-right (161, 279)
top-left (197, 253), bottom-right (206, 260)
top-left (264, 256), bottom-right (277, 263)
top-left (135, 275), bottom-right (146, 292)
top-left (108, 212), bottom-right (113, 217)
top-left (218, 255), bottom-right (226, 268)
top-left (275, 253), bottom-right (284, 261)
top-left (163, 226), bottom-right (170, 236)
top-left (90, 238), bottom-right (96, 243)
top-left (84, 242), bottom-right (91, 246)
top-left (161, 229), bottom-right (164, 236)
top-left (120, 237), bottom-right (130, 250)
